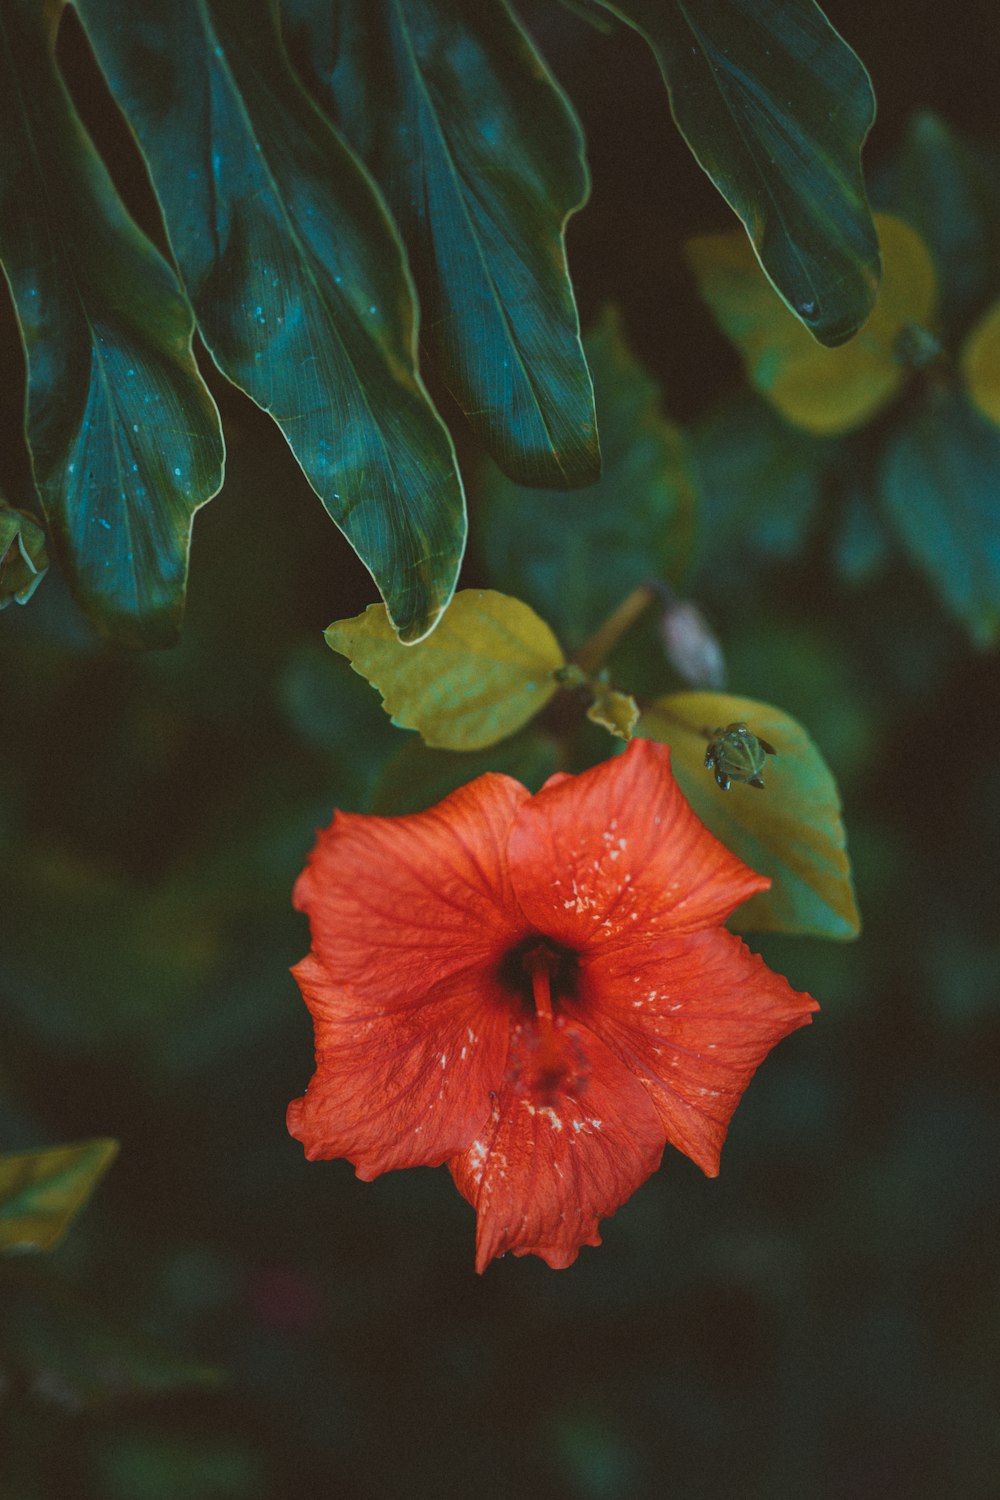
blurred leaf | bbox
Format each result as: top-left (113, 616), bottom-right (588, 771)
top-left (891, 112), bottom-right (1000, 331)
top-left (833, 485), bottom-right (892, 586)
top-left (96, 1431), bottom-right (265, 1500)
top-left (687, 214), bottom-right (936, 435)
top-left (0, 501), bottom-right (48, 608)
top-left (2, 1269), bottom-right (221, 1409)
top-left (0, 1140), bottom-right (118, 1253)
top-left (640, 693), bottom-right (860, 938)
top-left (373, 731), bottom-right (559, 815)
top-left (692, 395), bottom-right (828, 566)
top-left (881, 388), bottom-right (1000, 647)
top-left (962, 297), bottom-right (1000, 431)
top-left (0, 0), bottom-right (224, 647)
top-left (597, 0), bottom-right (879, 344)
top-left (325, 588), bottom-right (564, 749)
top-left (477, 308), bottom-right (697, 647)
top-left (76, 0), bottom-right (464, 643)
top-left (285, 0), bottom-right (598, 487)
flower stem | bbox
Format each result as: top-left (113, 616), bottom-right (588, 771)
top-left (572, 583), bottom-right (656, 675)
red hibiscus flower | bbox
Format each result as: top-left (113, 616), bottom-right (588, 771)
top-left (288, 739), bottom-right (817, 1271)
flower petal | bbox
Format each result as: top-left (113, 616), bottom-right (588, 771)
top-left (449, 1017), bottom-right (665, 1271)
top-left (294, 774), bottom-right (530, 1000)
top-left (508, 739), bottom-right (768, 949)
top-left (578, 927), bottom-right (818, 1176)
top-left (288, 953), bottom-right (511, 1178)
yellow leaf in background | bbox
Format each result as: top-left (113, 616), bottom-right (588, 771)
top-left (686, 213), bottom-right (936, 435)
top-left (324, 589), bottom-right (565, 751)
top-left (586, 685), bottom-right (640, 741)
top-left (0, 1139), bottom-right (119, 1253)
top-left (961, 296), bottom-right (1000, 429)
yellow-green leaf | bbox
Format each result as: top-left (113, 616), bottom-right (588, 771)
top-left (0, 1139), bottom-right (119, 1253)
top-left (640, 693), bottom-right (859, 939)
top-left (686, 213), bottom-right (936, 435)
top-left (324, 589), bottom-right (565, 750)
top-left (962, 297), bottom-right (1000, 430)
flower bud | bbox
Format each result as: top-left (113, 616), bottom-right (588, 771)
top-left (0, 503), bottom-right (49, 609)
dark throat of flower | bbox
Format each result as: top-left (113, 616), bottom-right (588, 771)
top-left (498, 938), bottom-right (586, 1103)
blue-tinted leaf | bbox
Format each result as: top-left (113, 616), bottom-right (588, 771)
top-left (692, 395), bottom-right (829, 568)
top-left (285, 0), bottom-right (598, 487)
top-left (596, 0), bottom-right (879, 345)
top-left (881, 389), bottom-right (1000, 647)
top-left (477, 308), bottom-right (697, 648)
top-left (890, 113), bottom-right (1000, 332)
top-left (76, 0), bottom-right (465, 641)
top-left (0, 0), bottom-right (224, 646)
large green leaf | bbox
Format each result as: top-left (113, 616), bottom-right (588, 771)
top-left (76, 0), bottom-right (465, 641)
top-left (284, 0), bottom-right (598, 488)
top-left (596, 0), bottom-right (879, 345)
top-left (640, 693), bottom-right (859, 939)
top-left (880, 389), bottom-right (1000, 648)
top-left (0, 1139), bottom-right (118, 1253)
top-left (0, 0), bottom-right (223, 647)
top-left (687, 214), bottom-right (936, 435)
top-left (477, 308), bottom-right (697, 648)
top-left (325, 588), bottom-right (565, 749)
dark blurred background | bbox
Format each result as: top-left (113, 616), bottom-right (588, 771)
top-left (1, 3), bottom-right (998, 1497)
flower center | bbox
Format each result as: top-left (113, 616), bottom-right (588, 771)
top-left (497, 936), bottom-right (579, 1017)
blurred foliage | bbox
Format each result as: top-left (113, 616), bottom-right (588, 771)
top-left (0, 1140), bottom-right (118, 1253)
top-left (2, 6), bottom-right (999, 1500)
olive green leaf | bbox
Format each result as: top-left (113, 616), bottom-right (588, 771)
top-left (640, 693), bottom-right (859, 939)
top-left (325, 588), bottom-right (565, 750)
top-left (881, 389), bottom-right (1000, 648)
top-left (962, 298), bottom-right (1000, 431)
top-left (687, 214), bottom-right (936, 436)
top-left (594, 0), bottom-right (879, 345)
top-left (477, 308), bottom-right (697, 648)
top-left (0, 1139), bottom-right (119, 1253)
top-left (373, 731), bottom-right (559, 816)
top-left (0, 500), bottom-right (49, 608)
top-left (0, 0), bottom-right (224, 647)
top-left (76, 0), bottom-right (465, 642)
top-left (284, 0), bottom-right (598, 488)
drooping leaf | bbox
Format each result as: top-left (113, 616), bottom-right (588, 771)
top-left (687, 214), bottom-right (936, 435)
top-left (284, 0), bottom-right (598, 487)
top-left (691, 395), bottom-right (829, 565)
top-left (0, 0), bottom-right (224, 647)
top-left (595, 0), bottom-right (879, 345)
top-left (640, 694), bottom-right (859, 938)
top-left (324, 588), bottom-right (565, 749)
top-left (477, 308), bottom-right (697, 648)
top-left (2, 1269), bottom-right (222, 1407)
top-left (962, 298), bottom-right (1000, 431)
top-left (891, 112), bottom-right (1000, 331)
top-left (880, 389), bottom-right (1000, 647)
top-left (0, 500), bottom-right (49, 608)
top-left (373, 731), bottom-right (559, 815)
top-left (0, 1139), bottom-right (119, 1253)
top-left (76, 0), bottom-right (465, 642)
